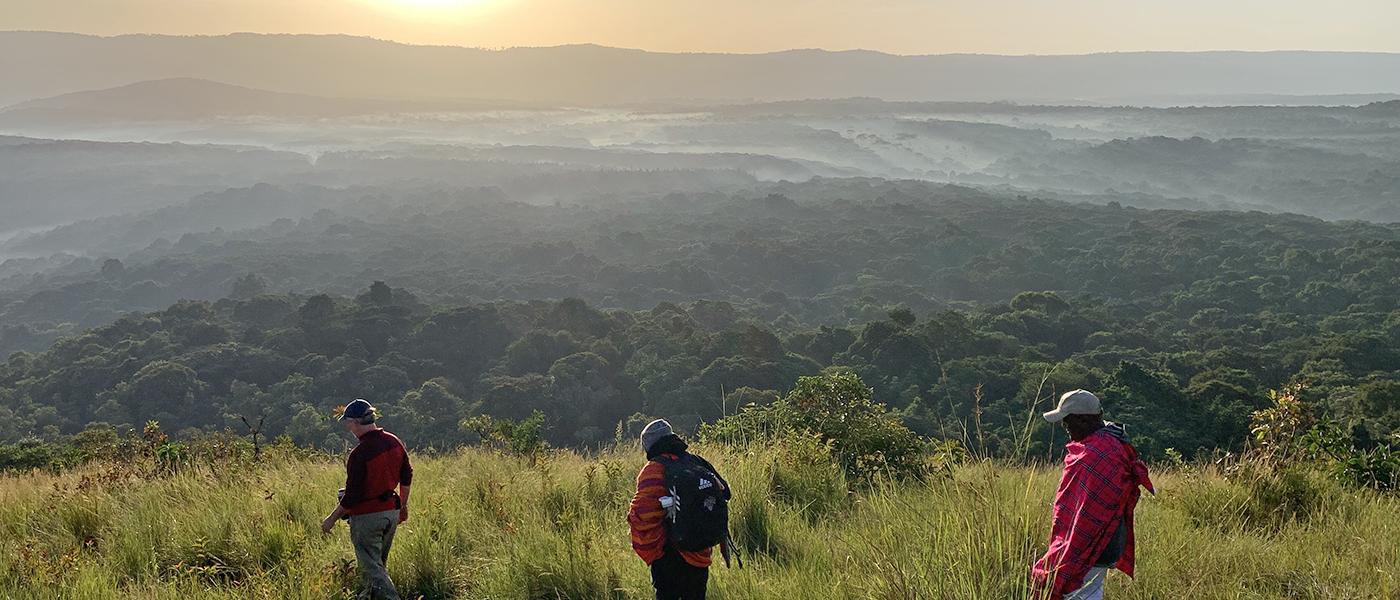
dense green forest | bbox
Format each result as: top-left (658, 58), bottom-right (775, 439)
top-left (5, 179), bottom-right (1400, 351)
top-left (3, 187), bottom-right (1399, 459)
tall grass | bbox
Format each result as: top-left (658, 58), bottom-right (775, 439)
top-left (1, 445), bottom-right (1395, 599)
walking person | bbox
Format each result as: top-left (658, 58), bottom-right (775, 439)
top-left (321, 399), bottom-right (414, 600)
top-left (1032, 390), bottom-right (1154, 600)
top-left (628, 419), bottom-right (734, 600)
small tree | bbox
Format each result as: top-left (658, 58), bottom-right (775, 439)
top-left (1248, 384), bottom-right (1311, 468)
top-left (462, 411), bottom-right (548, 460)
top-left (1247, 383), bottom-right (1398, 491)
top-left (702, 369), bottom-right (925, 481)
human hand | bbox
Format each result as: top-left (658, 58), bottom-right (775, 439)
top-left (399, 506), bottom-right (409, 524)
top-left (321, 515), bottom-right (338, 534)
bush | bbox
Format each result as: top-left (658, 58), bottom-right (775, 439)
top-left (1249, 385), bottom-right (1400, 492)
top-left (701, 369), bottom-right (925, 482)
top-left (0, 440), bottom-right (84, 473)
top-left (1329, 444), bottom-right (1399, 491)
top-left (1301, 421), bottom-right (1400, 491)
top-left (1172, 385), bottom-right (1378, 533)
top-left (461, 411), bottom-right (548, 459)
top-left (1175, 464), bottom-right (1356, 533)
top-left (765, 432), bottom-right (850, 520)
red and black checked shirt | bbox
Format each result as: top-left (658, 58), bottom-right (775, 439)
top-left (341, 428), bottom-right (413, 516)
top-left (1032, 427), bottom-right (1154, 599)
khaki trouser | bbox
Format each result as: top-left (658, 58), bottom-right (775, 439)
top-left (348, 509), bottom-right (401, 600)
top-left (1065, 567), bottom-right (1107, 600)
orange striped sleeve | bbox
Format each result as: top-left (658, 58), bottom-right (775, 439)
top-left (628, 460), bottom-right (669, 564)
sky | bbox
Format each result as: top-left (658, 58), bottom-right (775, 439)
top-left (4, 0), bottom-right (1399, 55)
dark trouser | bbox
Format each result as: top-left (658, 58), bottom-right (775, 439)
top-left (651, 549), bottom-right (708, 600)
top-left (348, 509), bottom-right (401, 600)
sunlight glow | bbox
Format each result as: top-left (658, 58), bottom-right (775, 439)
top-left (371, 0), bottom-right (499, 19)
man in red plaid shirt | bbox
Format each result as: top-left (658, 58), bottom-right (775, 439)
top-left (1032, 390), bottom-right (1154, 600)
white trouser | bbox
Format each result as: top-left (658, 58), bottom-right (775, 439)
top-left (1065, 567), bottom-right (1107, 600)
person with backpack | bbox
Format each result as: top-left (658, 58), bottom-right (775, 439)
top-left (628, 419), bottom-right (733, 600)
top-left (320, 399), bottom-right (413, 600)
top-left (1032, 390), bottom-right (1154, 600)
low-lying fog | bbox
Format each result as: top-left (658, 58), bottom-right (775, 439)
top-left (4, 79), bottom-right (1399, 239)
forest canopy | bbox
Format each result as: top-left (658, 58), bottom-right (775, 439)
top-left (3, 182), bottom-right (1398, 460)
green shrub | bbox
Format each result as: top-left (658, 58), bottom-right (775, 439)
top-left (0, 440), bottom-right (85, 473)
top-left (1249, 386), bottom-right (1400, 492)
top-left (1301, 421), bottom-right (1400, 491)
top-left (702, 369), bottom-right (924, 482)
top-left (461, 411), bottom-right (548, 458)
top-left (765, 432), bottom-right (850, 520)
top-left (1330, 444), bottom-right (1399, 491)
top-left (1175, 464), bottom-right (1357, 533)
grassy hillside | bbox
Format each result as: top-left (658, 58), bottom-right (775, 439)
top-left (3, 443), bottom-right (1395, 599)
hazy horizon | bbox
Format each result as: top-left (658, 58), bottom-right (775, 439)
top-left (11, 29), bottom-right (1400, 58)
top-left (6, 31), bottom-right (1399, 112)
top-left (6, 0), bottom-right (1400, 55)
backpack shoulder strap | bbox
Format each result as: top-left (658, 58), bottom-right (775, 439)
top-left (686, 452), bottom-right (715, 473)
top-left (650, 454), bottom-right (683, 487)
top-left (687, 453), bottom-right (731, 498)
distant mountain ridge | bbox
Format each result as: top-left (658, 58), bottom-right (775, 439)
top-left (0, 77), bottom-right (517, 123)
top-left (2, 31), bottom-right (1399, 106)
top-left (0, 78), bottom-right (366, 121)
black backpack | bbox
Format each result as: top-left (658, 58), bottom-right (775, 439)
top-left (653, 453), bottom-right (731, 552)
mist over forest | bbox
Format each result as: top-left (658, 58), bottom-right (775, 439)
top-left (1, 31), bottom-right (1399, 461)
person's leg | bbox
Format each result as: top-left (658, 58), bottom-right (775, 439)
top-left (382, 515), bottom-right (398, 567)
top-left (379, 512), bottom-right (400, 599)
top-left (650, 551), bottom-right (683, 600)
top-left (681, 563), bottom-right (708, 600)
top-left (349, 513), bottom-right (385, 599)
top-left (1065, 567), bottom-right (1107, 600)
top-left (350, 511), bottom-right (401, 600)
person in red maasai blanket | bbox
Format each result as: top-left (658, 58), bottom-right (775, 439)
top-left (1032, 390), bottom-right (1154, 600)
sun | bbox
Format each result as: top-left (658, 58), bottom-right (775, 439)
top-left (386, 0), bottom-right (483, 8)
top-left (371, 0), bottom-right (498, 18)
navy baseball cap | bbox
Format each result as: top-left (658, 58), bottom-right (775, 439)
top-left (339, 398), bottom-right (376, 421)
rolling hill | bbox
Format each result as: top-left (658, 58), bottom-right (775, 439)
top-left (2, 31), bottom-right (1399, 107)
top-left (0, 78), bottom-right (405, 123)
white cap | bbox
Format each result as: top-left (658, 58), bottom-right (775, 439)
top-left (1042, 390), bottom-right (1102, 423)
